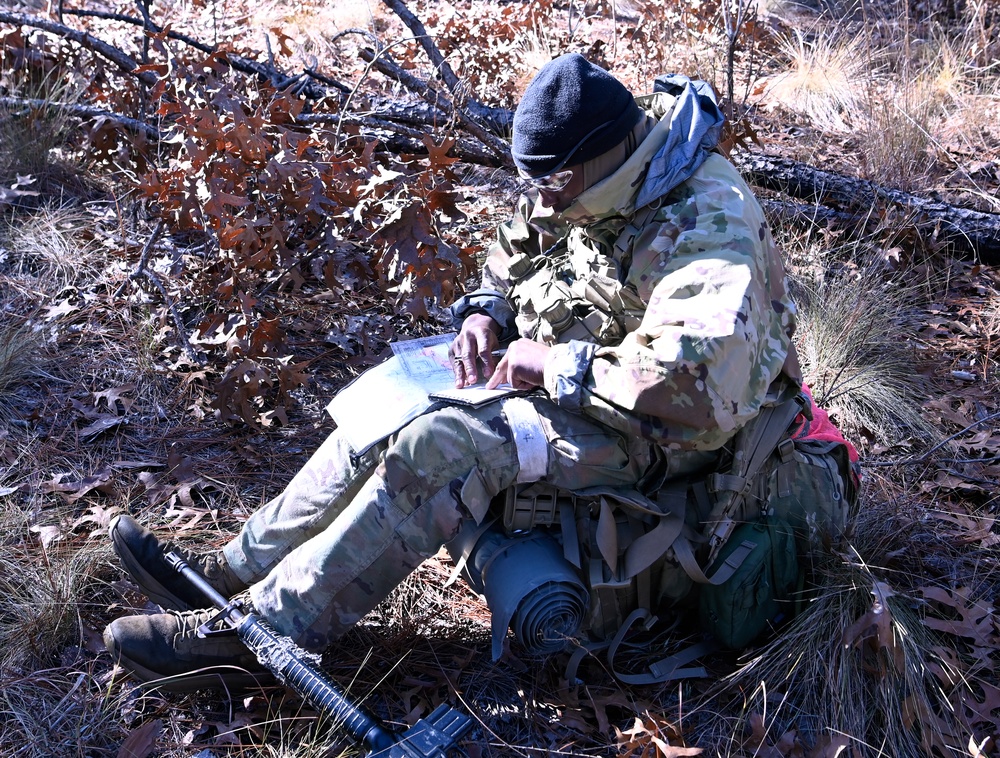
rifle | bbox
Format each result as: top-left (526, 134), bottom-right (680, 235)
top-left (164, 551), bottom-right (472, 757)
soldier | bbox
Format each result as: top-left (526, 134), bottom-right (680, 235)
top-left (103, 53), bottom-right (852, 689)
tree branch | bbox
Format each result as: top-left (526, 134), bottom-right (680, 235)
top-left (358, 47), bottom-right (512, 167)
top-left (0, 10), bottom-right (156, 87)
top-left (58, 8), bottom-right (351, 98)
top-left (731, 151), bottom-right (1000, 261)
top-left (376, 0), bottom-right (512, 144)
top-left (0, 96), bottom-right (160, 140)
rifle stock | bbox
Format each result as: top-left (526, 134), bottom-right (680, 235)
top-left (164, 551), bottom-right (471, 757)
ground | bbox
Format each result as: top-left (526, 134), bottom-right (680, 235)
top-left (0, 0), bottom-right (999, 756)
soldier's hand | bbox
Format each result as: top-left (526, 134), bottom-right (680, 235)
top-left (450, 313), bottom-right (501, 388)
top-left (486, 338), bottom-right (549, 390)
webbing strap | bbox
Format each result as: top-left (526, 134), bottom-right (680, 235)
top-left (623, 512), bottom-right (684, 580)
top-left (565, 609), bottom-right (715, 685)
top-left (673, 534), bottom-right (756, 585)
top-left (560, 499), bottom-right (581, 569)
top-left (706, 393), bottom-right (806, 557)
top-left (613, 201), bottom-right (661, 258)
top-left (443, 518), bottom-right (497, 588)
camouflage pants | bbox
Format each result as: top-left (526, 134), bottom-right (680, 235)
top-left (222, 396), bottom-right (657, 652)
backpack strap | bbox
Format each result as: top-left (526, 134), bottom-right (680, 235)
top-left (565, 609), bottom-right (716, 685)
top-left (703, 392), bottom-right (807, 563)
top-left (673, 531), bottom-right (757, 585)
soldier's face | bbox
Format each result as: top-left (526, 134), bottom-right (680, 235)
top-left (538, 166), bottom-right (585, 212)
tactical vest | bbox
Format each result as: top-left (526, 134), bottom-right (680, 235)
top-left (504, 203), bottom-right (659, 347)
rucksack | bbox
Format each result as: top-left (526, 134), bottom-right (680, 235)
top-left (448, 391), bottom-right (858, 683)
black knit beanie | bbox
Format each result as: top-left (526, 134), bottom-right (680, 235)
top-left (512, 53), bottom-right (643, 176)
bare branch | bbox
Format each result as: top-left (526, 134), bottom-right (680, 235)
top-left (375, 0), bottom-right (512, 147)
top-left (59, 7), bottom-right (351, 98)
top-left (358, 47), bottom-right (512, 167)
top-left (0, 95), bottom-right (160, 140)
top-left (378, 0), bottom-right (463, 94)
top-left (297, 111), bottom-right (502, 166)
top-left (0, 10), bottom-right (156, 87)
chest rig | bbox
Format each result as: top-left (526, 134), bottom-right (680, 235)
top-left (504, 206), bottom-right (657, 347)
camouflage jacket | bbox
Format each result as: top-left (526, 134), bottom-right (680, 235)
top-left (452, 79), bottom-right (801, 452)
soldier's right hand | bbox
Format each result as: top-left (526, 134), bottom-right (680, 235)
top-left (450, 313), bottom-right (500, 388)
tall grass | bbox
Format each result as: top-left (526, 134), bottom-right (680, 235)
top-left (789, 241), bottom-right (939, 452)
top-left (0, 62), bottom-right (83, 192)
top-left (0, 323), bottom-right (39, 419)
top-left (759, 26), bottom-right (873, 132)
top-left (0, 497), bottom-right (125, 756)
top-left (691, 497), bottom-right (969, 757)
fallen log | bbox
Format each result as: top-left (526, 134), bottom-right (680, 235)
top-left (731, 152), bottom-right (1000, 262)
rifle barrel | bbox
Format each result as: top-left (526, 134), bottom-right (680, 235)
top-left (164, 551), bottom-right (396, 751)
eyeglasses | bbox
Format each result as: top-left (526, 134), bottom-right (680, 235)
top-left (516, 118), bottom-right (615, 193)
top-left (517, 166), bottom-right (575, 192)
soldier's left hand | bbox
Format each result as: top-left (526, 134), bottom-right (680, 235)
top-left (486, 339), bottom-right (550, 390)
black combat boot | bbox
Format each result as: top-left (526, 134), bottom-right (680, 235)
top-left (103, 608), bottom-right (272, 692)
top-left (110, 514), bottom-right (248, 611)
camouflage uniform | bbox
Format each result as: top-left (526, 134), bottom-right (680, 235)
top-left (223, 78), bottom-right (801, 652)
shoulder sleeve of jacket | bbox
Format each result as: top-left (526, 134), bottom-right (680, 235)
top-left (543, 155), bottom-right (797, 451)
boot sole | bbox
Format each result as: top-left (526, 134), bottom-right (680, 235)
top-left (112, 645), bottom-right (275, 694)
top-left (110, 515), bottom-right (196, 611)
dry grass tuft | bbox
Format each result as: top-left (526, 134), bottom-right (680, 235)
top-left (692, 494), bottom-right (989, 757)
top-left (0, 498), bottom-right (123, 756)
top-left (789, 241), bottom-right (939, 452)
top-left (856, 78), bottom-right (939, 191)
top-left (0, 63), bottom-right (84, 192)
top-left (3, 207), bottom-right (105, 292)
top-left (757, 26), bottom-right (873, 132)
top-left (0, 505), bottom-right (108, 673)
top-left (0, 664), bottom-right (124, 757)
top-left (0, 323), bottom-right (41, 418)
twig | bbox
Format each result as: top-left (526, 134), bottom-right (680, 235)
top-left (63, 8), bottom-right (214, 53)
top-left (379, 0), bottom-right (463, 94)
top-left (114, 220), bottom-right (164, 299)
top-left (375, 0), bottom-right (513, 159)
top-left (330, 27), bottom-right (380, 47)
top-left (141, 268), bottom-right (202, 365)
top-left (134, 0), bottom-right (153, 64)
top-left (114, 221), bottom-right (202, 364)
top-left (357, 47), bottom-right (511, 166)
top-left (864, 411), bottom-right (1000, 467)
top-left (58, 7), bottom-right (348, 100)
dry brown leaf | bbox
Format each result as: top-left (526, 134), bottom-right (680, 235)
top-left (116, 718), bottom-right (162, 758)
top-left (29, 523), bottom-right (64, 550)
top-left (968, 734), bottom-right (993, 757)
top-left (163, 504), bottom-right (218, 532)
top-left (841, 581), bottom-right (903, 675)
top-left (40, 465), bottom-right (115, 503)
top-left (615, 713), bottom-right (702, 757)
top-left (808, 734), bottom-right (854, 757)
top-left (921, 586), bottom-right (996, 647)
top-left (955, 679), bottom-right (1000, 734)
top-left (746, 712), bottom-right (804, 757)
top-left (93, 384), bottom-right (136, 414)
top-left (932, 510), bottom-right (1000, 547)
top-left (79, 415), bottom-right (125, 439)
